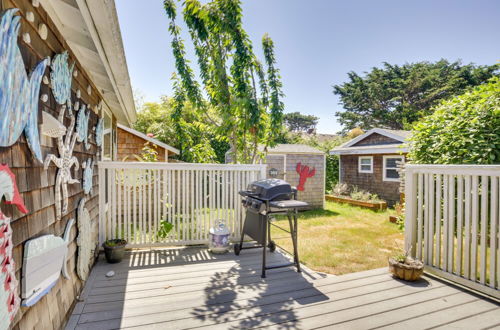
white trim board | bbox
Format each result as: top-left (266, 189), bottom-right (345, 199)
top-left (330, 146), bottom-right (408, 155)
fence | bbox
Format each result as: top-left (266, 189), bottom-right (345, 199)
top-left (404, 164), bottom-right (500, 299)
top-left (98, 162), bottom-right (266, 247)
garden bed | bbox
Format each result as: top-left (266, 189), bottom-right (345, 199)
top-left (325, 195), bottom-right (387, 211)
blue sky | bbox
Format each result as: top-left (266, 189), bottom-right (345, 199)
top-left (116, 0), bottom-right (500, 133)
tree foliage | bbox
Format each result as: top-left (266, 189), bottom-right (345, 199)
top-left (408, 77), bottom-right (500, 164)
top-left (163, 0), bottom-right (284, 164)
top-left (283, 112), bottom-right (319, 132)
top-left (133, 97), bottom-right (229, 163)
top-left (334, 60), bottom-right (499, 131)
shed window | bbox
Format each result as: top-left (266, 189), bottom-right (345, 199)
top-left (358, 156), bottom-right (373, 173)
top-left (383, 156), bottom-right (404, 182)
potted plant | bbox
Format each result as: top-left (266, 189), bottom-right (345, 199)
top-left (388, 249), bottom-right (424, 281)
top-left (103, 239), bottom-right (127, 263)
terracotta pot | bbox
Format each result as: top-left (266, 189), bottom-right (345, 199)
top-left (388, 258), bottom-right (424, 281)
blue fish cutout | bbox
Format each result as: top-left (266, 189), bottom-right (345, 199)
top-left (50, 51), bottom-right (74, 105)
top-left (76, 105), bottom-right (90, 150)
top-left (0, 9), bottom-right (49, 162)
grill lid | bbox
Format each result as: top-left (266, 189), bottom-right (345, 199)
top-left (240, 179), bottom-right (293, 201)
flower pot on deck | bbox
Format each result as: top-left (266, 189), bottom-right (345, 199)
top-left (103, 239), bottom-right (127, 263)
top-left (388, 257), bottom-right (424, 281)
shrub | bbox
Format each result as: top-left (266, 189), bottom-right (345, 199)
top-left (408, 77), bottom-right (500, 164)
top-left (332, 183), bottom-right (381, 202)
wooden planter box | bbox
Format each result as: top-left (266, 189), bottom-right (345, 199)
top-left (325, 195), bottom-right (387, 211)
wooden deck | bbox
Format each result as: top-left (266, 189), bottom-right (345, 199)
top-left (66, 247), bottom-right (500, 330)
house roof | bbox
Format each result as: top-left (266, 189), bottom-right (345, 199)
top-left (117, 124), bottom-right (179, 155)
top-left (266, 144), bottom-right (324, 155)
top-left (40, 0), bottom-right (136, 126)
top-left (330, 128), bottom-right (410, 155)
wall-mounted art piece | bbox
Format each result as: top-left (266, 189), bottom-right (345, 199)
top-left (41, 111), bottom-right (66, 138)
top-left (44, 106), bottom-right (80, 220)
top-left (296, 162), bottom-right (316, 191)
top-left (21, 218), bottom-right (74, 307)
top-left (76, 105), bottom-right (90, 150)
top-left (76, 198), bottom-right (95, 281)
top-left (0, 9), bottom-right (49, 163)
top-left (50, 51), bottom-right (74, 105)
top-left (95, 118), bottom-right (103, 148)
top-left (82, 159), bottom-right (94, 195)
top-left (0, 164), bottom-right (29, 329)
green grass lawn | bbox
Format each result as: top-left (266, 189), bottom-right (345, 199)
top-left (271, 200), bottom-right (404, 275)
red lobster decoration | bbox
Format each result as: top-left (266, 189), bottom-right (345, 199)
top-left (0, 164), bottom-right (28, 325)
top-left (296, 162), bottom-right (316, 191)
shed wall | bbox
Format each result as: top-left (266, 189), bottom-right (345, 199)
top-left (116, 127), bottom-right (167, 162)
top-left (340, 154), bottom-right (404, 206)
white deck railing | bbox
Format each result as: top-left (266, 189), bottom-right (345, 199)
top-left (405, 164), bottom-right (500, 299)
top-left (98, 162), bottom-right (266, 247)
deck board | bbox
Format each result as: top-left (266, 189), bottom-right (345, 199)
top-left (67, 247), bottom-right (499, 330)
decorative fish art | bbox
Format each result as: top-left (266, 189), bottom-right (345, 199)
top-left (76, 198), bottom-right (95, 281)
top-left (76, 105), bottom-right (91, 150)
top-left (82, 158), bottom-right (94, 195)
top-left (0, 9), bottom-right (49, 162)
top-left (21, 218), bottom-right (74, 307)
top-left (50, 51), bottom-right (74, 105)
top-left (0, 164), bottom-right (29, 329)
top-left (95, 118), bottom-right (104, 148)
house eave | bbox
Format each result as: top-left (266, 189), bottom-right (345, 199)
top-left (40, 0), bottom-right (136, 126)
top-left (330, 146), bottom-right (408, 155)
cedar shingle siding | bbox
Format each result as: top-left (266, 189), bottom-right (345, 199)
top-left (340, 154), bottom-right (402, 206)
top-left (0, 1), bottom-right (103, 328)
top-left (352, 133), bottom-right (400, 146)
top-left (117, 127), bottom-right (167, 162)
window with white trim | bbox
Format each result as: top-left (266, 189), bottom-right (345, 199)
top-left (358, 156), bottom-right (373, 173)
top-left (102, 109), bottom-right (113, 161)
top-left (383, 155), bottom-right (404, 182)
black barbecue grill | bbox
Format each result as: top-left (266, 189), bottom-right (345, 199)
top-left (235, 179), bottom-right (309, 278)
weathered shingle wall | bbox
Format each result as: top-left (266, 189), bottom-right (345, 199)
top-left (117, 127), bottom-right (167, 162)
top-left (0, 0), bottom-right (103, 328)
top-left (352, 133), bottom-right (400, 146)
top-left (340, 154), bottom-right (403, 205)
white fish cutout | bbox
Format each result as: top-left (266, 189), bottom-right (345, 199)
top-left (21, 218), bottom-right (75, 307)
top-left (0, 9), bottom-right (49, 162)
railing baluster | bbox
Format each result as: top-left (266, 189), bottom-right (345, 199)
top-left (435, 174), bottom-right (442, 269)
top-left (464, 175), bottom-right (471, 279)
top-left (480, 175), bottom-right (488, 284)
top-left (456, 175), bottom-right (463, 276)
top-left (471, 175), bottom-right (479, 281)
top-left (490, 176), bottom-right (498, 288)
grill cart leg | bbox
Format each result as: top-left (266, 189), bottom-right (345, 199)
top-left (234, 229), bottom-right (245, 256)
top-left (288, 211), bottom-right (301, 273)
top-left (261, 215), bottom-right (268, 278)
top-left (267, 218), bottom-right (276, 252)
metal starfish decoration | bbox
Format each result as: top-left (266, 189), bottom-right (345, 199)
top-left (44, 105), bottom-right (80, 220)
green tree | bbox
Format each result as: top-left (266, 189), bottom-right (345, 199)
top-left (134, 97), bottom-right (229, 163)
top-left (283, 112), bottom-right (319, 132)
top-left (334, 60), bottom-right (499, 131)
top-left (164, 0), bottom-right (284, 164)
top-left (408, 77), bottom-right (500, 164)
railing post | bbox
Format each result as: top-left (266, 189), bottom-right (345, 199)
top-left (404, 167), bottom-right (418, 257)
top-left (98, 164), bottom-right (106, 247)
top-left (260, 164), bottom-right (267, 180)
